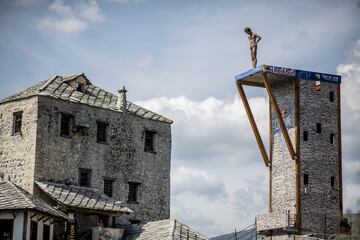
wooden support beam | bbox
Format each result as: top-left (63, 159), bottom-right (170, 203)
top-left (261, 72), bottom-right (297, 160)
top-left (236, 82), bottom-right (270, 166)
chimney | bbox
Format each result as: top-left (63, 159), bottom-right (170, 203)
top-left (117, 85), bottom-right (127, 113)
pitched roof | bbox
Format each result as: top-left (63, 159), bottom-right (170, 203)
top-left (0, 180), bottom-right (70, 220)
top-left (35, 181), bottom-right (132, 214)
top-left (125, 219), bottom-right (208, 240)
top-left (0, 74), bottom-right (173, 124)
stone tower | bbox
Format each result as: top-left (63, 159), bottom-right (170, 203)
top-left (236, 65), bottom-right (342, 235)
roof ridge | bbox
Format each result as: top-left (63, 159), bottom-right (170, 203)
top-left (8, 180), bottom-right (35, 209)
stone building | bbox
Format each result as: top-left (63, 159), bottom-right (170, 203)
top-left (236, 65), bottom-right (342, 235)
top-left (0, 73), bottom-right (173, 237)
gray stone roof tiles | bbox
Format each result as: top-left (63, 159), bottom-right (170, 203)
top-left (0, 180), bottom-right (70, 220)
top-left (35, 181), bottom-right (132, 214)
top-left (125, 219), bottom-right (208, 240)
top-left (0, 74), bottom-right (173, 124)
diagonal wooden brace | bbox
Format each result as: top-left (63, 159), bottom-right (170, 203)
top-left (236, 82), bottom-right (271, 167)
top-left (261, 72), bottom-right (297, 160)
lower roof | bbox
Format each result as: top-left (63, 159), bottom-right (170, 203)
top-left (35, 181), bottom-right (132, 214)
top-left (0, 180), bottom-right (69, 220)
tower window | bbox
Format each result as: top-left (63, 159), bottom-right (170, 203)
top-left (304, 173), bottom-right (309, 186)
top-left (315, 81), bottom-right (321, 91)
top-left (13, 111), bottom-right (23, 135)
top-left (79, 168), bottom-right (91, 187)
top-left (316, 123), bottom-right (321, 133)
top-left (97, 122), bottom-right (108, 143)
top-left (103, 178), bottom-right (114, 197)
top-left (330, 134), bottom-right (335, 144)
top-left (128, 182), bottom-right (140, 203)
top-left (329, 91), bottom-right (334, 102)
top-left (144, 130), bottom-right (156, 152)
top-left (331, 176), bottom-right (335, 188)
top-left (303, 131), bottom-right (308, 141)
top-left (60, 114), bottom-right (72, 137)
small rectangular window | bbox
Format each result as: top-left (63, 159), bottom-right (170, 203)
top-left (104, 178), bottom-right (114, 197)
top-left (79, 168), bottom-right (91, 187)
top-left (330, 134), bottom-right (335, 144)
top-left (329, 91), bottom-right (334, 102)
top-left (144, 130), bottom-right (156, 152)
top-left (30, 221), bottom-right (38, 240)
top-left (315, 81), bottom-right (321, 91)
top-left (60, 114), bottom-right (72, 137)
top-left (43, 224), bottom-right (50, 240)
top-left (316, 123), bottom-right (321, 133)
top-left (128, 182), bottom-right (140, 203)
top-left (304, 173), bottom-right (309, 186)
top-left (13, 111), bottom-right (23, 134)
top-left (303, 131), bottom-right (308, 141)
top-left (331, 176), bottom-right (335, 188)
top-left (97, 122), bottom-right (108, 143)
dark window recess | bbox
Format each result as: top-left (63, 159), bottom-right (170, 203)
top-left (303, 131), bottom-right (308, 141)
top-left (316, 123), bottom-right (321, 133)
top-left (128, 182), bottom-right (140, 203)
top-left (304, 173), bottom-right (309, 186)
top-left (144, 130), bottom-right (156, 152)
top-left (60, 114), bottom-right (72, 137)
top-left (30, 221), bottom-right (38, 240)
top-left (76, 83), bottom-right (85, 92)
top-left (330, 134), bottom-right (335, 144)
top-left (329, 91), bottom-right (335, 102)
top-left (104, 178), bottom-right (114, 197)
top-left (43, 224), bottom-right (50, 240)
top-left (97, 122), bottom-right (108, 143)
top-left (331, 176), bottom-right (335, 188)
top-left (315, 81), bottom-right (321, 91)
top-left (13, 111), bottom-right (23, 134)
top-left (79, 168), bottom-right (91, 187)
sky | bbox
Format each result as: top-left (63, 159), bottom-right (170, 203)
top-left (0, 0), bottom-right (360, 237)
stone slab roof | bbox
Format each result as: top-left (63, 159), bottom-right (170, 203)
top-left (35, 181), bottom-right (132, 214)
top-left (0, 180), bottom-right (69, 220)
top-left (125, 219), bottom-right (208, 240)
top-left (0, 73), bottom-right (173, 124)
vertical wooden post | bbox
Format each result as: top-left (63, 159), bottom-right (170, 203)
top-left (236, 82), bottom-right (270, 166)
top-left (261, 72), bottom-right (297, 160)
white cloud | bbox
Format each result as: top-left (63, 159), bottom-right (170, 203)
top-left (172, 166), bottom-right (226, 200)
top-left (135, 55), bottom-right (153, 68)
top-left (37, 0), bottom-right (104, 33)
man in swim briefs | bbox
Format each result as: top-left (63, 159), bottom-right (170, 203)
top-left (244, 27), bottom-right (261, 68)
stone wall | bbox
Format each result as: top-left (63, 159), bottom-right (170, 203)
top-left (34, 96), bottom-right (171, 222)
top-left (299, 79), bottom-right (340, 234)
top-left (271, 79), bottom-right (297, 215)
top-left (0, 97), bottom-right (38, 192)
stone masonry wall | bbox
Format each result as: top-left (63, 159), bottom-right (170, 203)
top-left (271, 79), bottom-right (297, 215)
top-left (299, 80), bottom-right (340, 234)
top-left (34, 96), bottom-right (171, 222)
top-left (0, 97), bottom-right (38, 192)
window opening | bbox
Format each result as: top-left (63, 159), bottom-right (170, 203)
top-left (315, 81), bottom-right (321, 91)
top-left (304, 173), bottom-right (309, 186)
top-left (128, 182), bottom-right (140, 203)
top-left (329, 91), bottom-right (334, 102)
top-left (144, 130), bottom-right (156, 152)
top-left (303, 131), bottom-right (308, 141)
top-left (97, 122), bottom-right (108, 143)
top-left (331, 176), bottom-right (335, 188)
top-left (104, 178), bottom-right (114, 197)
top-left (79, 168), bottom-right (91, 187)
top-left (316, 123), bottom-right (321, 133)
top-left (330, 133), bottom-right (335, 144)
top-left (61, 114), bottom-right (72, 137)
top-left (13, 111), bottom-right (23, 134)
